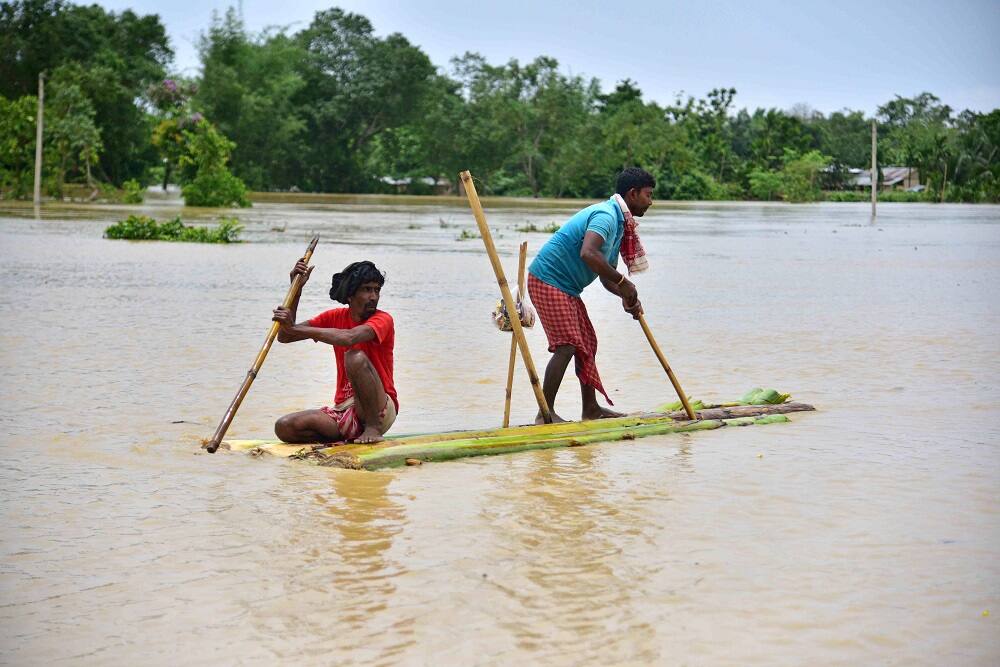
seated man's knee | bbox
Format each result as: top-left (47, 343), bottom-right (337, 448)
top-left (274, 414), bottom-right (297, 441)
top-left (344, 349), bottom-right (371, 374)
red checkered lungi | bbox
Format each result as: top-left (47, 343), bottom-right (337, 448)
top-left (527, 273), bottom-right (612, 404)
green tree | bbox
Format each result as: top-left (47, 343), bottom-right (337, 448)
top-left (951, 109), bottom-right (1000, 202)
top-left (780, 149), bottom-right (830, 202)
top-left (451, 54), bottom-right (596, 197)
top-left (0, 0), bottom-right (171, 184)
top-left (748, 168), bottom-right (783, 200)
top-left (195, 10), bottom-right (307, 190)
top-left (293, 8), bottom-right (435, 192)
top-left (597, 79), bottom-right (643, 115)
top-left (748, 109), bottom-right (810, 170)
top-left (878, 93), bottom-right (957, 199)
top-left (0, 94), bottom-right (37, 197)
top-left (604, 100), bottom-right (698, 199)
top-left (544, 113), bottom-right (611, 198)
top-left (148, 77), bottom-right (199, 189)
top-left (816, 109), bottom-right (870, 168)
top-left (694, 87), bottom-right (738, 182)
top-left (44, 65), bottom-right (102, 195)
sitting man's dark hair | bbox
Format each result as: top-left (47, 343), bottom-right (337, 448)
top-left (615, 167), bottom-right (656, 195)
top-left (329, 260), bottom-right (385, 303)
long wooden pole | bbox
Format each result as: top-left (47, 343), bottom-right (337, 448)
top-left (871, 120), bottom-right (877, 218)
top-left (205, 236), bottom-right (320, 453)
top-left (461, 171), bottom-right (552, 423)
top-left (638, 314), bottom-right (697, 420)
top-left (33, 72), bottom-right (44, 207)
top-left (502, 241), bottom-right (528, 427)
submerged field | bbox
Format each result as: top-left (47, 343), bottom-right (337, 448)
top-left (0, 196), bottom-right (998, 664)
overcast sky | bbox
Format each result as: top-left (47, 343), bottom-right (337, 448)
top-left (97, 0), bottom-right (1000, 115)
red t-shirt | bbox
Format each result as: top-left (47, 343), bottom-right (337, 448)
top-left (307, 308), bottom-right (398, 412)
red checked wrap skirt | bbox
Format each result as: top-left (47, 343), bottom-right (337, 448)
top-left (527, 274), bottom-right (612, 404)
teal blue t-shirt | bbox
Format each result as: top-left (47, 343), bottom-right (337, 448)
top-left (528, 197), bottom-right (624, 296)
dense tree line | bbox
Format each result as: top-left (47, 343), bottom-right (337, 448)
top-left (2, 1), bottom-right (998, 202)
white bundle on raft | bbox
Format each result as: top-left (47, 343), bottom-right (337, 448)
top-left (491, 291), bottom-right (536, 331)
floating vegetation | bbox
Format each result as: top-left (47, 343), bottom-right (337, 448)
top-left (739, 387), bottom-right (790, 405)
top-left (104, 214), bottom-right (243, 243)
top-left (656, 398), bottom-right (707, 412)
top-left (655, 388), bottom-right (791, 413)
top-left (515, 221), bottom-right (561, 233)
top-left (456, 229), bottom-right (481, 241)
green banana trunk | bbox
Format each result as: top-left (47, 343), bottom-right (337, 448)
top-left (220, 396), bottom-right (813, 470)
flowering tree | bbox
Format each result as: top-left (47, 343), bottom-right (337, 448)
top-left (149, 78), bottom-right (199, 190)
top-left (148, 78), bottom-right (248, 206)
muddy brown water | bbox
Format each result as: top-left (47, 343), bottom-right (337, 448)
top-left (1, 194), bottom-right (998, 664)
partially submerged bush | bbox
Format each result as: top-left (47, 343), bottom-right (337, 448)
top-left (104, 214), bottom-right (243, 243)
top-left (122, 179), bottom-right (144, 204)
top-left (181, 169), bottom-right (250, 207)
top-left (456, 228), bottom-right (481, 241)
top-left (176, 121), bottom-right (251, 208)
top-left (515, 221), bottom-right (561, 233)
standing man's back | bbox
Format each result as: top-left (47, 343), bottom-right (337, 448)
top-left (527, 167), bottom-right (655, 423)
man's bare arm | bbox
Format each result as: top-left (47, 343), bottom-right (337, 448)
top-left (273, 312), bottom-right (377, 347)
top-left (291, 323), bottom-right (376, 347)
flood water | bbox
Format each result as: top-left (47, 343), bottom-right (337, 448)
top-left (1, 194), bottom-right (998, 665)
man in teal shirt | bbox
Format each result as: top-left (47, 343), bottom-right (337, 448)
top-left (527, 167), bottom-right (654, 423)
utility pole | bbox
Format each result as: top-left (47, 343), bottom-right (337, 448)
top-left (871, 120), bottom-right (877, 219)
top-left (33, 72), bottom-right (45, 207)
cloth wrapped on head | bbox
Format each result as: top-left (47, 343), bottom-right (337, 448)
top-left (329, 261), bottom-right (384, 303)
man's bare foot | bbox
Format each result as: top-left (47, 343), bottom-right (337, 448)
top-left (534, 411), bottom-right (567, 425)
top-left (355, 426), bottom-right (384, 444)
top-left (582, 406), bottom-right (625, 420)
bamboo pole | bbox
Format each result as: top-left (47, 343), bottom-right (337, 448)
top-left (638, 314), bottom-right (697, 420)
top-left (33, 72), bottom-right (44, 207)
top-left (460, 171), bottom-right (552, 423)
top-left (205, 236), bottom-right (320, 453)
top-left (871, 120), bottom-right (877, 218)
top-left (502, 241), bottom-right (529, 427)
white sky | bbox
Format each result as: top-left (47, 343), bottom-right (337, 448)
top-left (97, 0), bottom-right (1000, 115)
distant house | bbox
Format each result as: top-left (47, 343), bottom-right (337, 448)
top-left (850, 166), bottom-right (920, 191)
top-left (379, 176), bottom-right (452, 195)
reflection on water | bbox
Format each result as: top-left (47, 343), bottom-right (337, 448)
top-left (1, 198), bottom-right (998, 664)
top-left (481, 446), bottom-right (658, 663)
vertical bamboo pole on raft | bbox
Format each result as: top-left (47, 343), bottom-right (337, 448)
top-left (502, 241), bottom-right (528, 427)
top-left (461, 171), bottom-right (552, 424)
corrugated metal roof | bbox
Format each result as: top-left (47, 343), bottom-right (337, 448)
top-left (852, 166), bottom-right (915, 187)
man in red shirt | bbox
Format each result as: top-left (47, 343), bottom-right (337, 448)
top-left (272, 259), bottom-right (398, 444)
